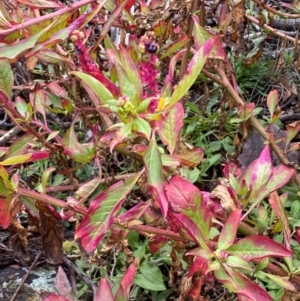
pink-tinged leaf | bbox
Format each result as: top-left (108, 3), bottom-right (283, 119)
top-left (227, 236), bottom-right (292, 260)
top-left (286, 121), bottom-right (300, 148)
top-left (62, 124), bottom-right (94, 163)
top-left (53, 266), bottom-right (72, 301)
top-left (35, 49), bottom-right (69, 64)
top-left (0, 198), bottom-right (11, 229)
top-left (119, 45), bottom-right (143, 101)
top-left (30, 88), bottom-right (47, 122)
top-left (75, 172), bottom-right (141, 252)
top-left (161, 154), bottom-right (181, 167)
top-left (118, 200), bottom-right (151, 223)
top-left (0, 59), bottom-right (13, 98)
top-left (263, 272), bottom-right (295, 291)
top-left (225, 266), bottom-right (272, 301)
top-left (238, 103), bottom-right (255, 121)
top-left (70, 71), bottom-right (117, 103)
top-left (165, 175), bottom-right (211, 249)
top-left (269, 192), bottom-right (291, 250)
top-left (217, 208), bottom-right (242, 250)
top-left (160, 35), bottom-right (190, 59)
top-left (168, 36), bottom-right (217, 108)
top-left (179, 145), bottom-right (204, 167)
top-left (110, 56), bottom-right (138, 106)
top-left (0, 151), bottom-right (50, 165)
top-left (249, 145), bottom-right (272, 193)
top-left (148, 235), bottom-right (168, 253)
top-left (143, 137), bottom-right (169, 217)
top-left (267, 90), bottom-right (279, 117)
top-left (251, 164), bottom-right (295, 206)
top-left (16, 0), bottom-right (63, 8)
top-left (95, 278), bottom-right (114, 301)
top-left (110, 122), bottom-right (133, 152)
top-left (74, 177), bottom-right (102, 203)
top-left (115, 258), bottom-right (140, 301)
top-left (42, 293), bottom-right (70, 301)
top-left (3, 134), bottom-right (34, 159)
top-left (161, 50), bottom-right (185, 96)
top-left (156, 102), bottom-right (184, 155)
top-left (0, 31), bottom-right (45, 60)
top-left (168, 210), bottom-right (209, 248)
top-left (186, 257), bottom-right (208, 299)
top-left (193, 19), bottom-right (226, 59)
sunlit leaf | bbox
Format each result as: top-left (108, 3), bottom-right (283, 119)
top-left (133, 116), bottom-right (151, 140)
top-left (168, 36), bottom-right (216, 108)
top-left (143, 137), bottom-right (168, 217)
top-left (227, 236), bottom-right (292, 260)
top-left (119, 45), bottom-right (143, 102)
top-left (157, 102), bottom-right (184, 155)
top-left (217, 208), bottom-right (242, 250)
top-left (0, 151), bottom-right (50, 165)
top-left (0, 59), bottom-right (13, 97)
top-left (75, 172), bottom-right (141, 252)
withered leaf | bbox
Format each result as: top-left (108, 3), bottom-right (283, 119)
top-left (36, 201), bottom-right (64, 265)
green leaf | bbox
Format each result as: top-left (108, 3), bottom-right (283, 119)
top-left (261, 272), bottom-right (295, 291)
top-left (0, 59), bottom-right (13, 97)
top-left (157, 102), bottom-right (184, 155)
top-left (70, 71), bottom-right (113, 104)
top-left (75, 172), bottom-right (141, 252)
top-left (62, 123), bottom-right (94, 164)
top-left (132, 116), bottom-right (151, 140)
top-left (167, 37), bottom-right (216, 108)
top-left (227, 236), bottom-right (292, 260)
top-left (217, 209), bottom-right (242, 250)
top-left (143, 136), bottom-right (168, 217)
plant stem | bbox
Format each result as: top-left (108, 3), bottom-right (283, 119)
top-left (212, 64), bottom-right (300, 187)
top-left (179, 0), bottom-right (201, 79)
top-left (0, 0), bottom-right (96, 38)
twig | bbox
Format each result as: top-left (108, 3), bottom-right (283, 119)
top-left (246, 14), bottom-right (300, 45)
top-left (0, 0), bottom-right (96, 38)
top-left (63, 256), bottom-right (97, 297)
top-left (0, 126), bottom-right (22, 146)
top-left (250, 0), bottom-right (300, 19)
top-left (68, 265), bottom-right (78, 296)
top-left (45, 172), bottom-right (139, 193)
top-left (179, 0), bottom-right (201, 79)
top-left (10, 251), bottom-right (42, 301)
top-left (212, 64), bottom-right (300, 187)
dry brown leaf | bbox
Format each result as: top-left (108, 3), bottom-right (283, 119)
top-left (211, 185), bottom-right (236, 215)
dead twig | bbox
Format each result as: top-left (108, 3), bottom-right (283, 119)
top-left (63, 256), bottom-right (97, 298)
top-left (10, 251), bottom-right (42, 301)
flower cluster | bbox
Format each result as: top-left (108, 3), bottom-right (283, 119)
top-left (138, 32), bottom-right (160, 100)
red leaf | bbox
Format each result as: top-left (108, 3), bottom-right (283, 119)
top-left (75, 173), bottom-right (141, 252)
top-left (115, 258), bottom-right (139, 301)
top-left (95, 278), bottom-right (114, 301)
top-left (218, 208), bottom-right (242, 250)
top-left (0, 198), bottom-right (11, 229)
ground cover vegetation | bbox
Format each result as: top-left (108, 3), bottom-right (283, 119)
top-left (1, 0), bottom-right (300, 300)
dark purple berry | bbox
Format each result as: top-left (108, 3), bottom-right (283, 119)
top-left (147, 42), bottom-right (158, 53)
